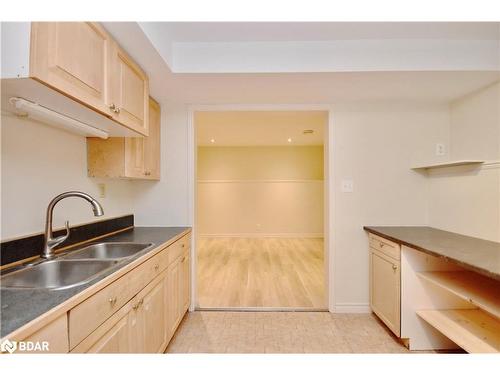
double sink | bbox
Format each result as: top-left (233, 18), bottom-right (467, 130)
top-left (0, 242), bottom-right (154, 290)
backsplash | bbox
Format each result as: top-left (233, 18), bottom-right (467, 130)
top-left (0, 214), bottom-right (134, 266)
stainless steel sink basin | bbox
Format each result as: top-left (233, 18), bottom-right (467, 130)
top-left (0, 259), bottom-right (119, 290)
top-left (62, 242), bottom-right (154, 260)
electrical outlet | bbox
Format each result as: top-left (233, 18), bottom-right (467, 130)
top-left (98, 183), bottom-right (106, 198)
top-left (341, 179), bottom-right (354, 193)
top-left (435, 143), bottom-right (446, 156)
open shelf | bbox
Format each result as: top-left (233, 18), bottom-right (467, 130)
top-left (416, 309), bottom-right (500, 353)
top-left (417, 271), bottom-right (500, 319)
top-left (411, 160), bottom-right (484, 171)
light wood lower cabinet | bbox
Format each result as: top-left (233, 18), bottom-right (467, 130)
top-left (369, 234), bottom-right (401, 337)
top-left (19, 314), bottom-right (69, 354)
top-left (70, 234), bottom-right (190, 353)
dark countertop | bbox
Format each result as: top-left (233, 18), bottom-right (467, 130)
top-left (1, 226), bottom-right (191, 338)
top-left (364, 226), bottom-right (500, 281)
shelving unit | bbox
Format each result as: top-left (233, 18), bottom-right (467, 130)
top-left (416, 309), bottom-right (500, 353)
top-left (417, 271), bottom-right (500, 319)
top-left (415, 270), bottom-right (500, 353)
top-left (411, 160), bottom-right (484, 171)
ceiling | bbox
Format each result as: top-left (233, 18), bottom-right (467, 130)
top-left (142, 22), bottom-right (500, 43)
top-left (165, 71), bottom-right (500, 106)
top-left (196, 111), bottom-right (327, 146)
top-left (103, 23), bottom-right (500, 107)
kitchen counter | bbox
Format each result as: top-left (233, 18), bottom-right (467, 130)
top-left (364, 226), bottom-right (500, 281)
top-left (0, 226), bottom-right (191, 338)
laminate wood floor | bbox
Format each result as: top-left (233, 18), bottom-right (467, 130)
top-left (166, 312), bottom-right (415, 353)
top-left (197, 238), bottom-right (325, 308)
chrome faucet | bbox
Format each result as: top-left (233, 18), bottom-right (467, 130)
top-left (42, 191), bottom-right (104, 259)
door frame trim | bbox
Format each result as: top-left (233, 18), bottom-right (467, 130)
top-left (187, 104), bottom-right (336, 312)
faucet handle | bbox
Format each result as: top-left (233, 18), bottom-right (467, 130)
top-left (48, 220), bottom-right (70, 249)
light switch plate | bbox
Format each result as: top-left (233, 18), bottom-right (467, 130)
top-left (341, 179), bottom-right (354, 193)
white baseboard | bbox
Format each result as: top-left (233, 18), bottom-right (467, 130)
top-left (199, 233), bottom-right (324, 238)
top-left (334, 303), bottom-right (371, 314)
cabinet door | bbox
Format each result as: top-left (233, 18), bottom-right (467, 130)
top-left (85, 313), bottom-right (132, 353)
top-left (30, 22), bottom-right (112, 115)
top-left (370, 249), bottom-right (401, 336)
top-left (109, 42), bottom-right (149, 136)
top-left (141, 278), bottom-right (167, 353)
top-left (180, 252), bottom-right (190, 313)
top-left (143, 98), bottom-right (161, 179)
top-left (124, 137), bottom-right (145, 178)
top-left (166, 259), bottom-right (181, 339)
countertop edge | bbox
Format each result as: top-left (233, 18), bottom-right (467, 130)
top-left (1, 227), bottom-right (192, 341)
top-left (363, 226), bottom-right (500, 281)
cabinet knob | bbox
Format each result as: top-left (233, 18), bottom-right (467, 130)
top-left (154, 263), bottom-right (159, 271)
top-left (144, 171), bottom-right (151, 176)
top-left (109, 103), bottom-right (120, 114)
top-left (108, 297), bottom-right (117, 306)
top-left (392, 265), bottom-right (398, 271)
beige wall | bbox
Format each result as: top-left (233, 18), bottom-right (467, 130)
top-left (1, 115), bottom-right (136, 240)
top-left (197, 146), bottom-right (324, 236)
top-left (331, 108), bottom-right (451, 308)
top-left (428, 82), bottom-right (500, 241)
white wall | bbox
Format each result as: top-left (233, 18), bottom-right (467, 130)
top-left (331, 108), bottom-right (451, 309)
top-left (197, 146), bottom-right (324, 237)
top-left (130, 103), bottom-right (191, 227)
top-left (1, 114), bottom-right (136, 240)
top-left (428, 82), bottom-right (500, 241)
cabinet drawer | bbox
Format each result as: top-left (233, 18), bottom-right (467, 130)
top-left (168, 234), bottom-right (191, 266)
top-left (69, 245), bottom-right (169, 348)
top-left (369, 234), bottom-right (400, 260)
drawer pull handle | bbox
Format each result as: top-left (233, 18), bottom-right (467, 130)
top-left (181, 243), bottom-right (185, 248)
top-left (133, 298), bottom-right (144, 311)
top-left (154, 264), bottom-right (159, 271)
top-left (181, 256), bottom-right (186, 263)
top-left (380, 243), bottom-right (385, 247)
top-left (108, 297), bottom-right (117, 306)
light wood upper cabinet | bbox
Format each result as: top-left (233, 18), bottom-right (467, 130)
top-left (28, 22), bottom-right (149, 136)
top-left (30, 22), bottom-right (111, 115)
top-left (143, 99), bottom-right (161, 179)
top-left (87, 96), bottom-right (161, 180)
top-left (108, 43), bottom-right (149, 136)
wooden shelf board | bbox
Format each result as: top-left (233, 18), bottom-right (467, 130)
top-left (411, 160), bottom-right (484, 170)
top-left (416, 309), bottom-right (500, 353)
top-left (418, 271), bottom-right (500, 319)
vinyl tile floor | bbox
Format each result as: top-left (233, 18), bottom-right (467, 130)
top-left (165, 311), bottom-right (425, 353)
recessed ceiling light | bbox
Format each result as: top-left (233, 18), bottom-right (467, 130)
top-left (210, 138), bottom-right (215, 143)
top-left (287, 138), bottom-right (292, 143)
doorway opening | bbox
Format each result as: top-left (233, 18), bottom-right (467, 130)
top-left (193, 110), bottom-right (329, 310)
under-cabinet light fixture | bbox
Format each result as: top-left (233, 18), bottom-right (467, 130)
top-left (9, 97), bottom-right (109, 139)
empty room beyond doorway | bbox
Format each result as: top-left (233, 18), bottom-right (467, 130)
top-left (195, 110), bottom-right (328, 309)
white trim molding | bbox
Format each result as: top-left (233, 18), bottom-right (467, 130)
top-left (334, 303), bottom-right (371, 314)
top-left (188, 103), bottom-right (335, 312)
